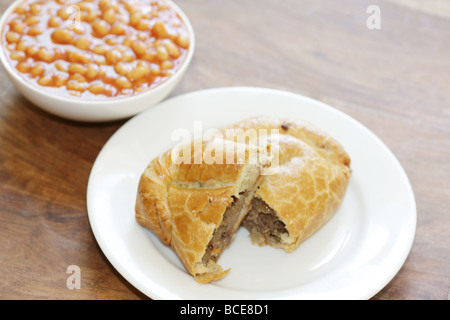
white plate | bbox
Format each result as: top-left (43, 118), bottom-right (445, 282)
top-left (87, 87), bottom-right (416, 300)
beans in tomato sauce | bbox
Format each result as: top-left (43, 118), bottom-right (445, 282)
top-left (2, 0), bottom-right (190, 99)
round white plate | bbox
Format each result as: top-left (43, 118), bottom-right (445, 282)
top-left (87, 87), bottom-right (416, 300)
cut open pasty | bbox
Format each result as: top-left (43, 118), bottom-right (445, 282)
top-left (135, 117), bottom-right (351, 283)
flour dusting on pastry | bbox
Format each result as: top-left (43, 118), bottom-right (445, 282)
top-left (135, 117), bottom-right (351, 283)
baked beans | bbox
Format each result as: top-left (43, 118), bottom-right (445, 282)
top-left (2, 0), bottom-right (190, 99)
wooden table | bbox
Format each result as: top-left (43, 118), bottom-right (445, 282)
top-left (1, 0), bottom-right (449, 300)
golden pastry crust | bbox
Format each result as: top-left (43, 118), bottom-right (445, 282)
top-left (136, 138), bottom-right (268, 282)
top-left (136, 116), bottom-right (351, 283)
top-left (227, 116), bottom-right (350, 167)
top-left (226, 117), bottom-right (351, 251)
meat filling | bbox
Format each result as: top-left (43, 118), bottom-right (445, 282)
top-left (202, 195), bottom-right (288, 264)
top-left (242, 198), bottom-right (288, 245)
top-left (202, 191), bottom-right (253, 264)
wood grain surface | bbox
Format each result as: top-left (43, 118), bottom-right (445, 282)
top-left (0, 0), bottom-right (449, 300)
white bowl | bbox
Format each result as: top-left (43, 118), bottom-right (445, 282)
top-left (0, 0), bottom-right (195, 122)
